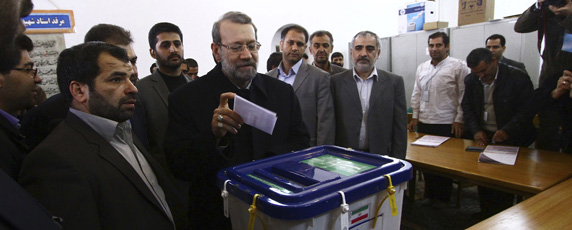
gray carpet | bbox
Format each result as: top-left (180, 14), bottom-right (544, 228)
top-left (400, 173), bottom-right (486, 230)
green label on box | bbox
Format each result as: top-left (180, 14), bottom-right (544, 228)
top-left (301, 154), bottom-right (376, 176)
top-left (248, 174), bottom-right (293, 194)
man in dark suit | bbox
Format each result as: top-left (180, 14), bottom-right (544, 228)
top-left (267, 24), bottom-right (335, 146)
top-left (0, 34), bottom-right (42, 180)
top-left (164, 11), bottom-right (310, 229)
top-left (19, 42), bottom-right (188, 229)
top-left (330, 31), bottom-right (407, 159)
top-left (309, 30), bottom-right (347, 75)
top-left (136, 22), bottom-right (189, 171)
top-left (0, 1), bottom-right (62, 228)
top-left (21, 23), bottom-right (149, 151)
top-left (485, 34), bottom-right (527, 73)
top-left (462, 48), bottom-right (535, 219)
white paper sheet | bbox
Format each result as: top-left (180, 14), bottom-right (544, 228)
top-left (233, 94), bottom-right (277, 135)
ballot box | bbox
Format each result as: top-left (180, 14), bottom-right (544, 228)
top-left (217, 145), bottom-right (413, 230)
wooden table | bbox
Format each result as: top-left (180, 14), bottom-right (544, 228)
top-left (405, 132), bottom-right (572, 198)
top-left (468, 177), bottom-right (572, 229)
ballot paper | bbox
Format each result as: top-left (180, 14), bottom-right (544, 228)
top-left (233, 94), bottom-right (277, 135)
top-left (411, 135), bottom-right (450, 147)
top-left (478, 145), bottom-right (519, 165)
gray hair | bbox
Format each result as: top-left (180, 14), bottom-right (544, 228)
top-left (212, 11), bottom-right (258, 44)
top-left (351, 31), bottom-right (381, 50)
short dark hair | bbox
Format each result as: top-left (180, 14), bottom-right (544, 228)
top-left (150, 63), bottom-right (157, 74)
top-left (15, 34), bottom-right (33, 52)
top-left (331, 52), bottom-right (343, 60)
top-left (281, 24), bottom-right (309, 44)
top-left (84, 24), bottom-right (133, 46)
top-left (148, 22), bottom-right (183, 50)
top-left (309, 30), bottom-right (333, 44)
top-left (466, 48), bottom-right (494, 68)
top-left (266, 52), bottom-right (282, 71)
top-left (184, 58), bottom-right (198, 67)
top-left (212, 11), bottom-right (257, 44)
top-left (351, 31), bottom-right (380, 50)
top-left (486, 34), bottom-right (506, 47)
top-left (57, 42), bottom-right (129, 100)
top-left (428, 32), bottom-right (449, 46)
top-left (302, 53), bottom-right (308, 59)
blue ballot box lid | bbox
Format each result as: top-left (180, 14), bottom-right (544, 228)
top-left (217, 145), bottom-right (413, 220)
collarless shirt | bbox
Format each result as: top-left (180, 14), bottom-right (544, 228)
top-left (411, 56), bottom-right (469, 124)
top-left (277, 59), bottom-right (303, 86)
top-left (69, 108), bottom-right (174, 225)
top-left (480, 67), bottom-right (500, 132)
top-left (353, 67), bottom-right (379, 151)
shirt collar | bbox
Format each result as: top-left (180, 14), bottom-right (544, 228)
top-left (352, 66), bottom-right (379, 82)
top-left (0, 109), bottom-right (19, 126)
top-left (278, 59), bottom-right (303, 76)
top-left (69, 108), bottom-right (130, 142)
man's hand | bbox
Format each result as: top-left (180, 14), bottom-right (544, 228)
top-left (492, 130), bottom-right (510, 143)
top-left (211, 92), bottom-right (244, 140)
top-left (551, 70), bottom-right (572, 99)
top-left (451, 122), bottom-right (464, 138)
top-left (407, 119), bottom-right (418, 132)
top-left (474, 131), bottom-right (488, 146)
top-left (549, 0), bottom-right (572, 16)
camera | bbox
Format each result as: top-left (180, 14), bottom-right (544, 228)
top-left (546, 0), bottom-right (568, 8)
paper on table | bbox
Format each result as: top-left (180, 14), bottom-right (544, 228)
top-left (478, 145), bottom-right (519, 165)
top-left (411, 135), bottom-right (450, 147)
top-left (233, 94), bottom-right (277, 135)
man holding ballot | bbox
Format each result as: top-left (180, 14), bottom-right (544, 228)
top-left (163, 11), bottom-right (309, 229)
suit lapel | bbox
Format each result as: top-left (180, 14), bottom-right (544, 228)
top-left (150, 71), bottom-right (170, 107)
top-left (341, 72), bottom-right (363, 113)
top-left (292, 62), bottom-right (309, 92)
top-left (65, 113), bottom-right (168, 217)
top-left (369, 70), bottom-right (388, 108)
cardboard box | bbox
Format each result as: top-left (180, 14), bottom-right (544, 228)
top-left (423, 21), bottom-right (449, 30)
top-left (398, 1), bottom-right (439, 34)
top-left (458, 0), bottom-right (495, 26)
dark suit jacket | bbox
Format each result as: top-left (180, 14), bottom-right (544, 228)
top-left (267, 61), bottom-right (335, 146)
top-left (136, 71), bottom-right (187, 170)
top-left (499, 56), bottom-right (526, 74)
top-left (462, 63), bottom-right (536, 147)
top-left (0, 169), bottom-right (61, 230)
top-left (0, 114), bottom-right (28, 180)
top-left (330, 69), bottom-right (407, 159)
top-left (19, 112), bottom-right (188, 230)
top-left (20, 93), bottom-right (149, 151)
top-left (164, 63), bottom-right (309, 229)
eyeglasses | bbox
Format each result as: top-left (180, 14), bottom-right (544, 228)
top-left (12, 67), bottom-right (38, 78)
top-left (217, 42), bottom-right (261, 54)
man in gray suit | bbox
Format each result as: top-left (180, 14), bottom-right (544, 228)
top-left (486, 34), bottom-right (527, 73)
top-left (309, 30), bottom-right (346, 75)
top-left (267, 24), bottom-right (335, 146)
top-left (136, 22), bottom-right (189, 170)
top-left (330, 31), bottom-right (407, 159)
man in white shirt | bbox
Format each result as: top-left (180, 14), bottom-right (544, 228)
top-left (407, 31), bottom-right (470, 208)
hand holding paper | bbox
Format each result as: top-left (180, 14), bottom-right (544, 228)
top-left (212, 93), bottom-right (244, 138)
top-left (233, 94), bottom-right (277, 135)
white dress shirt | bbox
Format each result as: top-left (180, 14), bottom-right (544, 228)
top-left (411, 56), bottom-right (469, 124)
top-left (353, 67), bottom-right (378, 151)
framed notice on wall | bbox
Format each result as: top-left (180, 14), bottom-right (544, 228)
top-left (21, 10), bottom-right (75, 34)
top-left (27, 34), bottom-right (66, 98)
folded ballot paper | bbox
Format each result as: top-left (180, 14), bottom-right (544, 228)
top-left (233, 94), bottom-right (277, 135)
top-left (478, 145), bottom-right (519, 165)
top-left (411, 135), bottom-right (450, 147)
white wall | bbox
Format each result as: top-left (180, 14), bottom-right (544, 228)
top-left (32, 0), bottom-right (536, 78)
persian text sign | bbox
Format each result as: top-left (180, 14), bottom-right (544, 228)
top-left (22, 10), bottom-right (75, 34)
